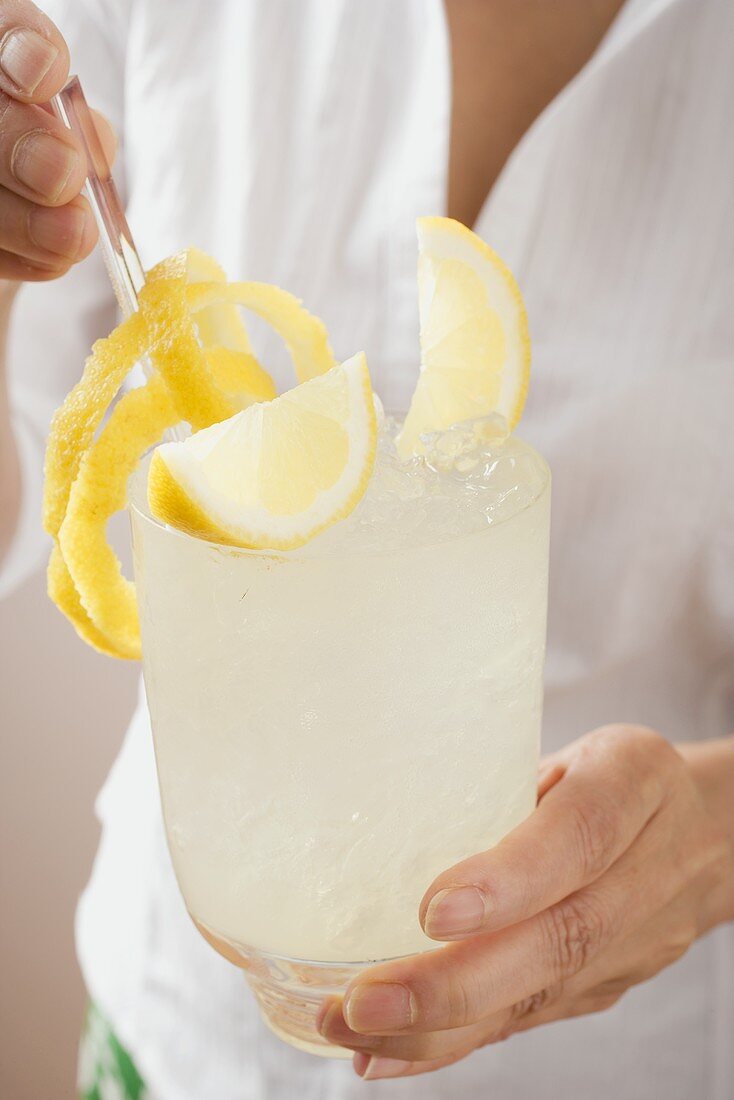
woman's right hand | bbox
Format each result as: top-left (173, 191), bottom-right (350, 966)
top-left (0, 0), bottom-right (116, 286)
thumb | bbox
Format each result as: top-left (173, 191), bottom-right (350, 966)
top-left (0, 0), bottom-right (70, 103)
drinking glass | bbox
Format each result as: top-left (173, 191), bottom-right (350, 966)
top-left (130, 450), bottom-right (550, 1056)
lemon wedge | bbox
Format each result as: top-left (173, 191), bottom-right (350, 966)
top-left (397, 216), bottom-right (530, 457)
top-left (148, 352), bottom-right (376, 551)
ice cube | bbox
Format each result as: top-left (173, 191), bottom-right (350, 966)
top-left (422, 414), bottom-right (510, 474)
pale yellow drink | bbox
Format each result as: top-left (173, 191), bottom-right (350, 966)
top-left (131, 419), bottom-right (550, 1051)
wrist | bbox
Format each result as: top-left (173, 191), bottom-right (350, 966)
top-left (677, 736), bottom-right (734, 927)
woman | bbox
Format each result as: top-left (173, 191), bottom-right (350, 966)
top-left (1, 0), bottom-right (732, 1096)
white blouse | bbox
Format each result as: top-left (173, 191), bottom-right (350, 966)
top-left (2, 1), bottom-right (733, 1097)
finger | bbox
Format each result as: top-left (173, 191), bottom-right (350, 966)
top-left (0, 1), bottom-right (69, 103)
top-left (0, 92), bottom-right (85, 205)
top-left (342, 808), bottom-right (677, 1037)
top-left (540, 856), bottom-right (701, 1008)
top-left (478, 983), bottom-right (624, 1047)
top-left (89, 108), bottom-right (118, 167)
top-left (343, 930), bottom-right (554, 1035)
top-left (451, 948), bottom-right (628, 1048)
top-left (0, 186), bottom-right (96, 263)
top-left (318, 997), bottom-right (487, 1062)
top-left (353, 1049), bottom-right (471, 1081)
top-left (537, 756), bottom-right (565, 799)
top-left (462, 835), bottom-right (700, 1047)
top-left (486, 927), bottom-right (662, 1044)
top-left (44, 103), bottom-right (119, 169)
top-left (0, 245), bottom-right (70, 280)
top-left (420, 725), bottom-right (674, 940)
top-left (192, 918), bottom-right (248, 969)
top-left (488, 921), bottom-right (685, 1047)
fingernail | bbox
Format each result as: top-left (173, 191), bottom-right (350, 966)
top-left (344, 982), bottom-right (416, 1033)
top-left (424, 885), bottom-right (486, 938)
top-left (11, 130), bottom-right (79, 200)
top-left (362, 1056), bottom-right (412, 1081)
top-left (29, 204), bottom-right (90, 258)
top-left (0, 29), bottom-right (59, 94)
top-left (353, 1052), bottom-right (371, 1077)
top-left (316, 1000), bottom-right (342, 1039)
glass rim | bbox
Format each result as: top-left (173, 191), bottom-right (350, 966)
top-left (128, 440), bottom-right (550, 563)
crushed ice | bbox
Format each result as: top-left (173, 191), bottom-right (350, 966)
top-left (306, 413), bottom-right (548, 554)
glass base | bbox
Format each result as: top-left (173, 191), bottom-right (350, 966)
top-left (195, 919), bottom-right (410, 1057)
top-left (243, 951), bottom-right (372, 1057)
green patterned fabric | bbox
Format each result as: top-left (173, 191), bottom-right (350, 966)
top-left (78, 1002), bottom-right (149, 1100)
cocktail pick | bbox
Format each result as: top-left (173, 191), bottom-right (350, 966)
top-left (51, 75), bottom-right (182, 439)
top-left (51, 74), bottom-right (144, 318)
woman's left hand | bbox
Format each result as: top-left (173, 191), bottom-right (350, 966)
top-left (318, 725), bottom-right (734, 1081)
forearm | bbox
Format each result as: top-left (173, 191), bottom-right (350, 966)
top-left (677, 734), bottom-right (734, 927)
top-left (0, 280), bottom-right (22, 563)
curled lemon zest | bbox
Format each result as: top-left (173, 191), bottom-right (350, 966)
top-left (45, 246), bottom-right (343, 657)
top-left (43, 311), bottom-right (149, 537)
top-left (186, 282), bottom-right (337, 383)
top-left (59, 376), bottom-right (178, 660)
top-left (47, 544), bottom-right (127, 659)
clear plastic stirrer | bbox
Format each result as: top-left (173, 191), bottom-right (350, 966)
top-left (51, 75), bottom-right (183, 439)
top-left (51, 75), bottom-right (144, 318)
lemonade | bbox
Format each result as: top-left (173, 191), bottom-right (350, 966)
top-left (43, 216), bottom-right (550, 1056)
top-left (133, 419), bottom-right (549, 966)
